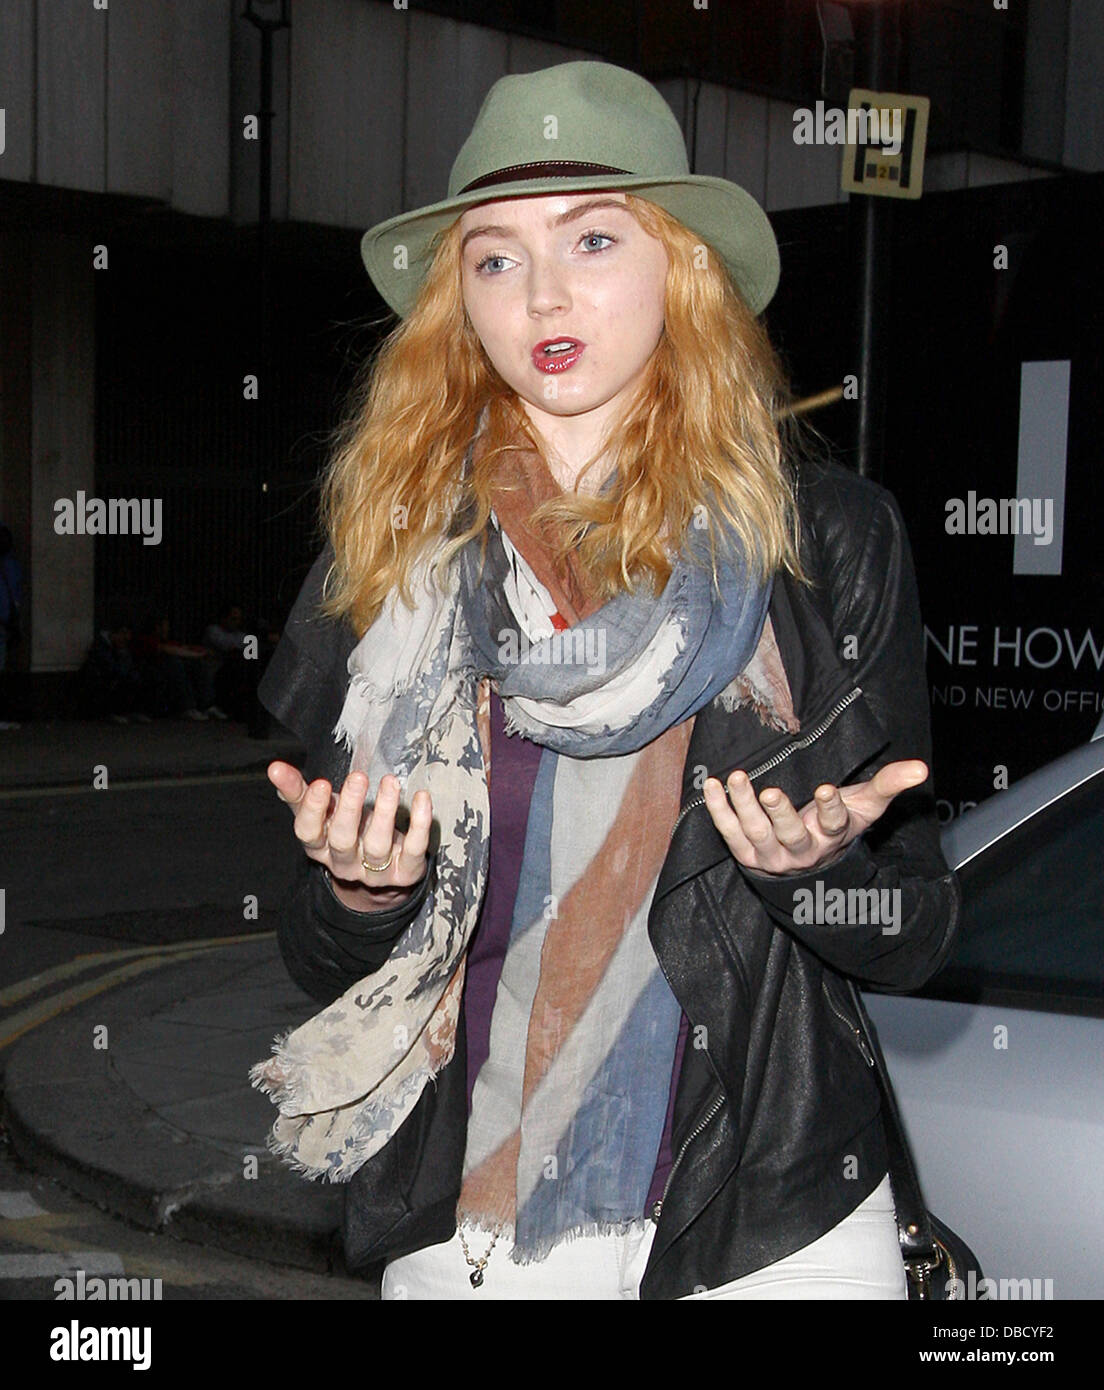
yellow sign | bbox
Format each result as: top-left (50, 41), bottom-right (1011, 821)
top-left (840, 89), bottom-right (930, 200)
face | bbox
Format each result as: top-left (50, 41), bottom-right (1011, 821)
top-left (459, 192), bottom-right (668, 440)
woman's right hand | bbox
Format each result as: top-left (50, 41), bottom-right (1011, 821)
top-left (267, 763), bottom-right (433, 909)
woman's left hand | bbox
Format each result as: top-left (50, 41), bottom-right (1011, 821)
top-left (702, 759), bottom-right (929, 877)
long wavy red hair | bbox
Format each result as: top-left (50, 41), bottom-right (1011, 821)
top-left (319, 193), bottom-right (809, 635)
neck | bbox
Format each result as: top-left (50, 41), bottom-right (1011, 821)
top-left (517, 400), bottom-right (618, 497)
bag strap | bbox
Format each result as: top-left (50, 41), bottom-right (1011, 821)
top-left (845, 979), bottom-right (944, 1297)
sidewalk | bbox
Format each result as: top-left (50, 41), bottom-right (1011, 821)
top-left (0, 713), bottom-right (303, 790)
top-left (0, 714), bottom-right (366, 1276)
top-left (3, 939), bottom-right (350, 1273)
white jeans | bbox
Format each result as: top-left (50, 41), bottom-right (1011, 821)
top-left (380, 1173), bottom-right (906, 1300)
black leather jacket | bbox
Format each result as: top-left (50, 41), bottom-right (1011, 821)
top-left (258, 457), bottom-right (961, 1300)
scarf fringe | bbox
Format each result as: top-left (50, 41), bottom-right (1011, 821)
top-left (455, 1216), bottom-right (650, 1267)
top-left (248, 1027), bottom-right (302, 1112)
top-left (498, 698), bottom-right (534, 741)
top-left (333, 670), bottom-right (423, 752)
top-left (715, 679), bottom-right (801, 734)
top-left (250, 1030), bottom-right (455, 1183)
top-left (261, 1128), bottom-right (332, 1183)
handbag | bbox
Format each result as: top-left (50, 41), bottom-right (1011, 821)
top-left (846, 980), bottom-right (985, 1300)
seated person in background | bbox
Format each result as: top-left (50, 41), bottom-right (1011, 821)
top-left (132, 613), bottom-right (227, 721)
top-left (75, 620), bottom-right (154, 724)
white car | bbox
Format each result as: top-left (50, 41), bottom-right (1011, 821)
top-left (863, 714), bottom-right (1104, 1300)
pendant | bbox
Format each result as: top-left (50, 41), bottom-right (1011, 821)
top-left (470, 1268), bottom-right (484, 1288)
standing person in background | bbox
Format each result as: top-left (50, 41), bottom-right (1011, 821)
top-left (202, 603), bottom-right (250, 720)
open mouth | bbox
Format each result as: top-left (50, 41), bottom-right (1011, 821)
top-left (532, 338), bottom-right (586, 373)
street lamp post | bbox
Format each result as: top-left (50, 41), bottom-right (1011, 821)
top-left (845, 0), bottom-right (901, 484)
top-left (242, 0), bottom-right (290, 738)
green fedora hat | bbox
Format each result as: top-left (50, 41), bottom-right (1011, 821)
top-left (360, 60), bottom-right (780, 319)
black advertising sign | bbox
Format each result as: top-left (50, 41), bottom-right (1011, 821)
top-left (770, 173), bottom-right (1102, 823)
top-left (881, 174), bottom-right (1103, 821)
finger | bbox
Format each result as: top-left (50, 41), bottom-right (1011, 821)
top-left (327, 773), bottom-right (370, 873)
top-left (757, 788), bottom-right (815, 853)
top-left (703, 777), bottom-right (761, 864)
top-left (812, 784), bottom-right (850, 837)
top-left (841, 760), bottom-right (929, 823)
top-left (393, 788), bottom-right (433, 878)
top-left (723, 770), bottom-right (777, 852)
top-left (360, 774), bottom-right (401, 873)
top-left (871, 759), bottom-right (928, 799)
top-left (268, 761), bottom-right (307, 808)
top-left (293, 778), bottom-right (334, 852)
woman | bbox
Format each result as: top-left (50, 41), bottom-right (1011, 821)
top-left (254, 61), bottom-right (961, 1300)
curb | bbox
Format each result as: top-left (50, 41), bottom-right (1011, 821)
top-left (2, 940), bottom-right (345, 1274)
top-left (3, 757), bottom-right (299, 794)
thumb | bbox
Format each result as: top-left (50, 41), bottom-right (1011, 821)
top-left (267, 760), bottom-right (305, 805)
top-left (868, 759), bottom-right (929, 804)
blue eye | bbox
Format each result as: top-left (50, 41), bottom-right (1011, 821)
top-left (473, 253), bottom-right (510, 275)
top-left (472, 229), bottom-right (618, 276)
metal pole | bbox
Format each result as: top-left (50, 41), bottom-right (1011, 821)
top-left (849, 0), bottom-right (900, 483)
top-left (243, 2), bottom-right (288, 737)
top-left (259, 23), bottom-right (273, 351)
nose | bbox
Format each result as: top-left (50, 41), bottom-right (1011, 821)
top-left (525, 251), bottom-right (571, 318)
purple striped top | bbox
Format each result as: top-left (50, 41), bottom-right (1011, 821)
top-left (462, 687), bottom-right (689, 1215)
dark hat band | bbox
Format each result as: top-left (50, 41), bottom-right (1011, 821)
top-left (457, 160), bottom-right (631, 194)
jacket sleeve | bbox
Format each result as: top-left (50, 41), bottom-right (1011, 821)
top-left (737, 482), bottom-right (962, 992)
top-left (277, 853), bottom-right (437, 1005)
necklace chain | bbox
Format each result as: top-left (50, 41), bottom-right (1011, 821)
top-left (458, 1224), bottom-right (504, 1289)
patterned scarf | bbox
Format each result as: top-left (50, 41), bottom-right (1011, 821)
top-left (251, 426), bottom-right (783, 1260)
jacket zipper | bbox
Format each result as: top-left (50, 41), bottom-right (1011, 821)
top-left (651, 1088), bottom-right (724, 1222)
top-left (650, 984), bottom-right (876, 1223)
top-left (821, 979), bottom-right (875, 1067)
top-left (651, 684), bottom-right (869, 1222)
top-left (669, 686), bottom-right (864, 840)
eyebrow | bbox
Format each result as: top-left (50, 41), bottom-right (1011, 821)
top-left (460, 197), bottom-right (633, 257)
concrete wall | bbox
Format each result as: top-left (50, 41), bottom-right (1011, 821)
top-left (2, 0), bottom-right (1099, 675)
top-left (4, 0), bottom-right (1096, 233)
top-left (0, 0), bottom-right (233, 211)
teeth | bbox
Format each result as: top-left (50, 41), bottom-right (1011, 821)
top-left (544, 341), bottom-right (577, 353)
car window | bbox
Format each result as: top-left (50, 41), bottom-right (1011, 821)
top-left (922, 767), bottom-right (1104, 1016)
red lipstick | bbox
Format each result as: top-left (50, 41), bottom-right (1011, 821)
top-left (532, 337), bottom-right (586, 373)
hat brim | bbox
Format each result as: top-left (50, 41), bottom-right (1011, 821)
top-left (360, 173), bottom-right (780, 320)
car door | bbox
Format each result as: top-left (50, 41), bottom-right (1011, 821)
top-left (862, 765), bottom-right (1104, 1299)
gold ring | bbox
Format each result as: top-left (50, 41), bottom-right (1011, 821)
top-left (360, 845), bottom-right (396, 873)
